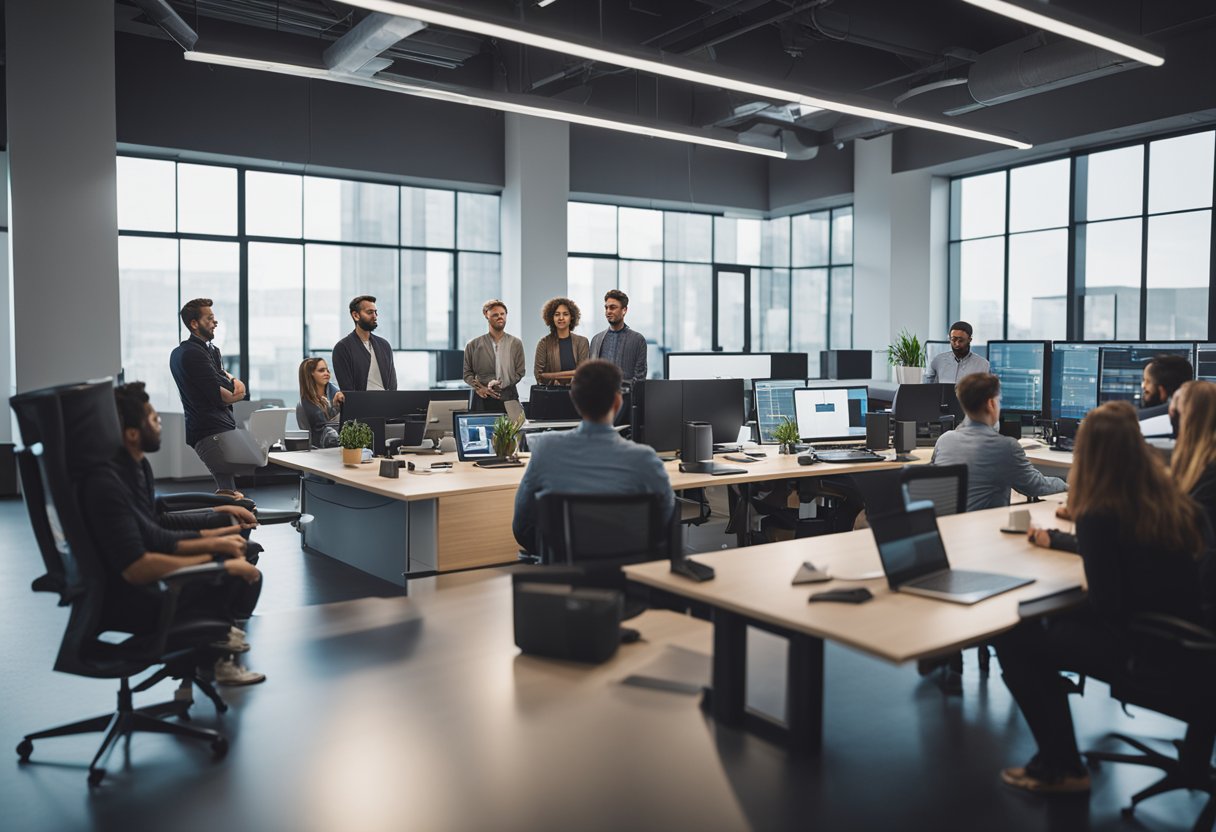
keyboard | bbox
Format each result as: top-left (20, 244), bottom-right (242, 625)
top-left (473, 457), bottom-right (525, 469)
top-left (810, 443), bottom-right (867, 451)
top-left (909, 570), bottom-right (1012, 594)
top-left (814, 449), bottom-right (885, 464)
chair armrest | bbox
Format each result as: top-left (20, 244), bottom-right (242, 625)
top-left (1129, 613), bottom-right (1216, 652)
top-left (158, 562), bottom-right (227, 588)
top-left (158, 492), bottom-right (237, 510)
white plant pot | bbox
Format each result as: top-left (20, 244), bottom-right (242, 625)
top-left (894, 366), bottom-right (924, 384)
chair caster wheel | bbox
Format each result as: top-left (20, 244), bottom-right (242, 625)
top-left (211, 737), bottom-right (229, 759)
top-left (88, 768), bottom-right (106, 787)
top-left (16, 739), bottom-right (33, 761)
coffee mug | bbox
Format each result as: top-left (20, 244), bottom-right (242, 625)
top-left (1006, 509), bottom-right (1030, 532)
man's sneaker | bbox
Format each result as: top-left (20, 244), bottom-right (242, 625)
top-left (211, 626), bottom-right (250, 653)
top-left (214, 657), bottom-right (266, 686)
top-left (1000, 766), bottom-right (1090, 794)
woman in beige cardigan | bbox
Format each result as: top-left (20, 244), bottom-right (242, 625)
top-left (533, 296), bottom-right (589, 385)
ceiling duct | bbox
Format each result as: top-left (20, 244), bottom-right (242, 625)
top-left (131, 0), bottom-right (199, 50)
top-left (831, 117), bottom-right (892, 145)
top-left (948, 32), bottom-right (1141, 115)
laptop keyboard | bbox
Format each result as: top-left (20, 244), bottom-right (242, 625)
top-left (811, 443), bottom-right (867, 451)
top-left (910, 571), bottom-right (1005, 594)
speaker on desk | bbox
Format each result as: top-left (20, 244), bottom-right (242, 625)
top-left (894, 420), bottom-right (916, 459)
top-left (999, 414), bottom-right (1023, 440)
top-left (681, 421), bottom-right (713, 465)
top-left (866, 412), bottom-right (891, 450)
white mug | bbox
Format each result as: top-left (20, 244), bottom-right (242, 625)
top-left (1007, 509), bottom-right (1031, 532)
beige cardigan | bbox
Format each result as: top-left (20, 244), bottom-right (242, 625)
top-left (533, 333), bottom-right (590, 384)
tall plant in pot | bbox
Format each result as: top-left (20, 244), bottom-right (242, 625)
top-left (888, 329), bottom-right (927, 385)
top-left (339, 420), bottom-right (373, 466)
top-left (491, 414), bottom-right (523, 460)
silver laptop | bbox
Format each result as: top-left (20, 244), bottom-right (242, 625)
top-left (870, 506), bottom-right (1034, 605)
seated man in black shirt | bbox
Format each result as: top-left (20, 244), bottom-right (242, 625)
top-left (79, 382), bottom-right (266, 686)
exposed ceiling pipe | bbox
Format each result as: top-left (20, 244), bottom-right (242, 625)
top-left (323, 12), bottom-right (427, 73)
top-left (131, 0), bottom-right (199, 50)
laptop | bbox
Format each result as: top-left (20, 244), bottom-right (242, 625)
top-left (454, 411), bottom-right (524, 467)
top-left (870, 507), bottom-right (1034, 605)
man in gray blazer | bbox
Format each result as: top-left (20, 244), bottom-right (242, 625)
top-left (463, 299), bottom-right (526, 415)
top-left (588, 288), bottom-right (648, 382)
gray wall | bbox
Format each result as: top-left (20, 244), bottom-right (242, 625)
top-left (767, 143), bottom-right (855, 213)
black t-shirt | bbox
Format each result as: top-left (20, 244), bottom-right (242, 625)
top-left (558, 336), bottom-right (576, 372)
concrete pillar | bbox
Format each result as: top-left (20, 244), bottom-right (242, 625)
top-left (501, 115), bottom-right (569, 393)
top-left (7, 0), bottom-right (121, 393)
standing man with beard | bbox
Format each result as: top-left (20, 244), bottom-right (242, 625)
top-left (331, 295), bottom-right (398, 393)
top-left (923, 321), bottom-right (990, 384)
top-left (589, 289), bottom-right (648, 382)
top-left (463, 299), bottom-right (526, 416)
top-left (169, 298), bottom-right (247, 496)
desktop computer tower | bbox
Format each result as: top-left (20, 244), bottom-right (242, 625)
top-left (866, 413), bottom-right (891, 450)
top-left (999, 414), bottom-right (1023, 439)
top-left (894, 421), bottom-right (916, 456)
top-left (820, 350), bottom-right (872, 380)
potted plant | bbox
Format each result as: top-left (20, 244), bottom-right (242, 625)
top-left (772, 417), bottom-right (801, 455)
top-left (491, 413), bottom-right (523, 460)
top-left (888, 329), bottom-right (927, 384)
top-left (339, 420), bottom-right (373, 466)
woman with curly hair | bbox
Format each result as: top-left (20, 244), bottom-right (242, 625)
top-left (533, 297), bottom-right (589, 385)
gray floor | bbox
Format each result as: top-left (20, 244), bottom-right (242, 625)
top-left (0, 482), bottom-right (1209, 831)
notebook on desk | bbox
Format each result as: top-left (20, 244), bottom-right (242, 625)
top-left (870, 507), bottom-right (1034, 605)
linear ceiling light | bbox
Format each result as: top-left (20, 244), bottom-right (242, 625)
top-left (960, 0), bottom-right (1164, 67)
top-left (338, 0), bottom-right (1032, 149)
top-left (183, 51), bottom-right (787, 158)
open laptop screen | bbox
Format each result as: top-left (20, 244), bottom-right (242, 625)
top-left (453, 412), bottom-right (500, 461)
top-left (870, 508), bottom-right (950, 588)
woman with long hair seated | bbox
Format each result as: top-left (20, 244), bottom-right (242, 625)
top-left (994, 401), bottom-right (1212, 794)
top-left (296, 357), bottom-right (345, 448)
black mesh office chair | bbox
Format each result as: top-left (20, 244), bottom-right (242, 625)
top-left (1085, 613), bottom-right (1216, 831)
top-left (11, 380), bottom-right (234, 786)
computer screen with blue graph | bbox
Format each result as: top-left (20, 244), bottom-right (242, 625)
top-left (1098, 343), bottom-right (1195, 406)
top-left (793, 386), bottom-right (869, 441)
top-left (1049, 343), bottom-right (1101, 420)
top-left (753, 380), bottom-right (805, 443)
top-left (988, 341), bottom-right (1048, 414)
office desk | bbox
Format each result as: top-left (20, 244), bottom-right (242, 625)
top-left (624, 498), bottom-right (1083, 754)
top-left (1023, 443), bottom-right (1074, 474)
top-left (269, 447), bottom-right (932, 584)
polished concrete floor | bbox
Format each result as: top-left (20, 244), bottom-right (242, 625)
top-left (0, 483), bottom-right (1209, 832)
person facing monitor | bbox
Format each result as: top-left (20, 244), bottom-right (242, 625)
top-left (512, 360), bottom-right (674, 554)
top-left (923, 321), bottom-right (990, 384)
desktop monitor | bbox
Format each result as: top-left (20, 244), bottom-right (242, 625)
top-left (423, 398), bottom-right (470, 444)
top-left (1097, 343), bottom-right (1195, 407)
top-left (683, 378), bottom-right (746, 445)
top-left (753, 379), bottom-right (805, 444)
top-left (987, 340), bottom-right (1050, 414)
top-left (340, 389), bottom-right (470, 426)
top-left (1049, 342), bottom-right (1101, 420)
top-left (793, 386), bottom-right (868, 441)
top-left (631, 378), bottom-right (746, 451)
top-left (1197, 344), bottom-right (1216, 382)
top-left (891, 384), bottom-right (963, 425)
top-left (453, 411), bottom-right (499, 461)
top-left (664, 352), bottom-right (808, 382)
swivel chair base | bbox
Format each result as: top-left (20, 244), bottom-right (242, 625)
top-left (1087, 731), bottom-right (1216, 832)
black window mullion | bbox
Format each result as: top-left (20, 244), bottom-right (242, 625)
top-left (1067, 156), bottom-right (1081, 340)
top-left (1002, 170), bottom-right (1011, 340)
top-left (237, 170), bottom-right (249, 395)
top-left (1139, 143), bottom-right (1152, 339)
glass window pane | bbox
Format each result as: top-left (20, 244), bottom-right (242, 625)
top-left (751, 268), bottom-right (790, 352)
top-left (1080, 218), bottom-right (1142, 340)
top-left (246, 171), bottom-right (302, 238)
top-left (179, 240), bottom-right (241, 372)
top-left (457, 252), bottom-right (502, 346)
top-left (305, 245), bottom-right (400, 355)
top-left (619, 260), bottom-right (662, 376)
top-left (304, 177), bottom-right (400, 244)
top-left (791, 211), bottom-right (829, 267)
top-left (957, 172), bottom-right (1006, 239)
top-left (118, 236), bottom-right (180, 409)
top-left (1008, 230), bottom-right (1068, 340)
top-left (401, 250), bottom-right (453, 348)
top-left (763, 217), bottom-right (790, 267)
top-left (177, 164), bottom-right (237, 236)
top-left (829, 266), bottom-right (852, 348)
top-left (401, 187), bottom-right (455, 249)
top-left (714, 217), bottom-right (762, 265)
top-left (568, 202), bottom-right (618, 255)
top-left (716, 270), bottom-right (747, 351)
top-left (831, 207), bottom-right (853, 264)
top-left (248, 243), bottom-right (303, 405)
top-left (1009, 159), bottom-right (1069, 233)
top-left (663, 263), bottom-right (712, 351)
top-left (663, 212), bottom-right (712, 263)
top-left (956, 237), bottom-right (1005, 344)
top-left (1149, 131), bottom-right (1216, 214)
top-left (1146, 210), bottom-right (1211, 339)
top-left (791, 268), bottom-right (827, 356)
top-left (566, 257), bottom-right (618, 339)
top-left (1083, 145), bottom-right (1144, 221)
top-left (617, 208), bottom-right (662, 260)
top-left (457, 193), bottom-right (500, 252)
top-left (117, 157), bottom-right (175, 232)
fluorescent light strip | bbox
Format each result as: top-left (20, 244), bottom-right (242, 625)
top-left (961, 0), bottom-right (1164, 67)
top-left (340, 0), bottom-right (1032, 149)
top-left (183, 51), bottom-right (787, 158)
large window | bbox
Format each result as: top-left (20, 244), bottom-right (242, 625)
top-left (950, 129), bottom-right (1215, 342)
top-left (117, 156), bottom-right (501, 407)
top-left (567, 202), bottom-right (853, 376)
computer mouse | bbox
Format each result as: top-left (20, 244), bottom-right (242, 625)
top-left (797, 453), bottom-right (817, 465)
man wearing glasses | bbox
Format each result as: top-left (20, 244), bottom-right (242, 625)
top-left (588, 289), bottom-right (648, 382)
top-left (923, 320), bottom-right (990, 384)
top-left (331, 295), bottom-right (398, 393)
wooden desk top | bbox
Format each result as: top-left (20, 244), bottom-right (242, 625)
top-left (1022, 442), bottom-right (1074, 469)
top-left (625, 497), bottom-right (1083, 665)
top-left (270, 445), bottom-right (934, 501)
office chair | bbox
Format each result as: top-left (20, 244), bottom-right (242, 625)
top-left (11, 380), bottom-right (234, 786)
top-left (1085, 613), bottom-right (1216, 832)
top-left (247, 407), bottom-right (291, 450)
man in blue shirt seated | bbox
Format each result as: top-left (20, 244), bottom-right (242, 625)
top-left (512, 359), bottom-right (675, 553)
top-left (932, 373), bottom-right (1067, 511)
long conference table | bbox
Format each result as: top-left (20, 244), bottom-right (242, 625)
top-left (268, 446), bottom-right (933, 584)
top-left (624, 496), bottom-right (1085, 754)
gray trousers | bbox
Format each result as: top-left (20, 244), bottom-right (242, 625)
top-left (192, 432), bottom-right (238, 492)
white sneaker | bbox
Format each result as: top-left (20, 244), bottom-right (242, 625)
top-left (214, 657), bottom-right (266, 686)
top-left (211, 626), bottom-right (250, 653)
